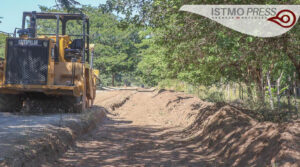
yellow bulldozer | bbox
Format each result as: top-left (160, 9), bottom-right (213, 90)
top-left (0, 11), bottom-right (98, 112)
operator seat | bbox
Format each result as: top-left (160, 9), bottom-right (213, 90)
top-left (65, 39), bottom-right (83, 60)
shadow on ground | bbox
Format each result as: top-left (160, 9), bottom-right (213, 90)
top-left (55, 116), bottom-right (222, 167)
top-left (58, 105), bottom-right (299, 167)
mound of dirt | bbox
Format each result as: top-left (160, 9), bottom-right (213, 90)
top-left (152, 90), bottom-right (300, 167)
top-left (95, 90), bottom-right (136, 111)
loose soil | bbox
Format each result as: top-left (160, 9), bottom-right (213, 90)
top-left (0, 94), bottom-right (107, 167)
top-left (44, 89), bottom-right (300, 167)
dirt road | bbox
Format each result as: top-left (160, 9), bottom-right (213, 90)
top-left (45, 89), bottom-right (300, 167)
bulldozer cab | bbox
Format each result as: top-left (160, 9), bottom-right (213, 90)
top-left (19, 11), bottom-right (90, 63)
top-left (0, 11), bottom-right (98, 113)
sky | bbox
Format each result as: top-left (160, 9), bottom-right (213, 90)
top-left (0, 0), bottom-right (106, 33)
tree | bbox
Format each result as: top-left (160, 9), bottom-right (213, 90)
top-left (93, 19), bottom-right (141, 86)
top-left (99, 0), bottom-right (152, 25)
top-left (102, 0), bottom-right (299, 108)
top-left (136, 28), bottom-right (167, 86)
top-left (55, 0), bottom-right (80, 11)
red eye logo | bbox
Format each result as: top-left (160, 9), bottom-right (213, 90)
top-left (268, 9), bottom-right (297, 28)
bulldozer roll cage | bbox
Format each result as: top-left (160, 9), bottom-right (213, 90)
top-left (20, 11), bottom-right (90, 63)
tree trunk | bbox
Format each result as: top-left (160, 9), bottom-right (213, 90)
top-left (254, 67), bottom-right (265, 105)
top-left (247, 86), bottom-right (252, 100)
top-left (288, 76), bottom-right (292, 113)
top-left (227, 84), bottom-right (230, 101)
top-left (255, 78), bottom-right (265, 105)
top-left (241, 84), bottom-right (244, 100)
top-left (239, 82), bottom-right (242, 100)
top-left (112, 73), bottom-right (115, 87)
top-left (287, 53), bottom-right (300, 81)
top-left (245, 80), bottom-right (253, 100)
top-left (293, 72), bottom-right (298, 113)
top-left (267, 71), bottom-right (274, 110)
top-left (276, 71), bottom-right (283, 110)
top-left (261, 73), bottom-right (265, 104)
top-left (234, 84), bottom-right (237, 98)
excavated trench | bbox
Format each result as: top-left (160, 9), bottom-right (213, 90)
top-left (42, 89), bottom-right (300, 167)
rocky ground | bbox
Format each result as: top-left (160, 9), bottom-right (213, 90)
top-left (41, 89), bottom-right (300, 167)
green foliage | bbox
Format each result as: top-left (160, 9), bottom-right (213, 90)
top-left (265, 86), bottom-right (289, 99)
top-left (92, 16), bottom-right (142, 85)
top-left (99, 0), bottom-right (300, 117)
top-left (116, 0), bottom-right (300, 89)
top-left (0, 33), bottom-right (7, 58)
top-left (135, 28), bottom-right (167, 86)
top-left (94, 23), bottom-right (139, 72)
